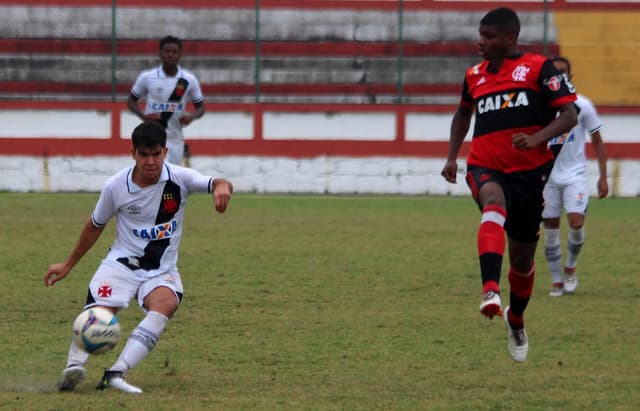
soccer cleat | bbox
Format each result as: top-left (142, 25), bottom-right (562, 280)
top-left (503, 307), bottom-right (528, 362)
top-left (549, 282), bottom-right (564, 297)
top-left (96, 370), bottom-right (143, 394)
top-left (563, 272), bottom-right (578, 294)
top-left (58, 364), bottom-right (86, 391)
top-left (479, 291), bottom-right (502, 319)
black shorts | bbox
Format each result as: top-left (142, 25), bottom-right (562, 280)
top-left (466, 162), bottom-right (553, 243)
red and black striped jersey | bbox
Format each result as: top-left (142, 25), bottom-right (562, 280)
top-left (460, 53), bottom-right (577, 173)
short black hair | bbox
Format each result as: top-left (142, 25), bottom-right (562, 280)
top-left (132, 121), bottom-right (167, 149)
top-left (551, 56), bottom-right (572, 76)
top-left (480, 8), bottom-right (521, 36)
top-left (159, 35), bottom-right (182, 50)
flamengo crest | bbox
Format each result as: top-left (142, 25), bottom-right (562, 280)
top-left (512, 65), bottom-right (530, 82)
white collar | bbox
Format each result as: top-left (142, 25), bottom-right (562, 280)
top-left (127, 163), bottom-right (170, 193)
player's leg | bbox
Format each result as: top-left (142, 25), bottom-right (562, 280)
top-left (562, 180), bottom-right (588, 293)
top-left (542, 183), bottom-right (564, 296)
top-left (501, 162), bottom-right (551, 362)
top-left (98, 272), bottom-right (183, 394)
top-left (59, 262), bottom-right (135, 391)
top-left (466, 166), bottom-right (507, 319)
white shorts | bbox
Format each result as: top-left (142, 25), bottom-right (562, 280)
top-left (86, 260), bottom-right (183, 311)
top-left (542, 180), bottom-right (589, 219)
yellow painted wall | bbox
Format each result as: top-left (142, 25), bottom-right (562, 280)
top-left (554, 12), bottom-right (640, 105)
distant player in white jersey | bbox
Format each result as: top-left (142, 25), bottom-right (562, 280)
top-left (543, 56), bottom-right (608, 297)
top-left (127, 36), bottom-right (205, 166)
top-left (45, 121), bottom-right (232, 394)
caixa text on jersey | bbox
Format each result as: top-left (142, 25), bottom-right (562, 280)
top-left (132, 220), bottom-right (177, 240)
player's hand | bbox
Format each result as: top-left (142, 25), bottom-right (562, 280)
top-left (512, 132), bottom-right (543, 150)
top-left (179, 113), bottom-right (194, 126)
top-left (597, 177), bottom-right (609, 198)
top-left (44, 263), bottom-right (71, 287)
top-left (441, 160), bottom-right (459, 183)
top-left (213, 179), bottom-right (233, 214)
top-left (143, 113), bottom-right (162, 122)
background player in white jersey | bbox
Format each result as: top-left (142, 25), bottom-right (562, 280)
top-left (44, 121), bottom-right (232, 394)
top-left (127, 36), bottom-right (205, 166)
top-left (543, 56), bottom-right (608, 297)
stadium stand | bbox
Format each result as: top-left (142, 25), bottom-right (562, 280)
top-left (0, 2), bottom-right (558, 104)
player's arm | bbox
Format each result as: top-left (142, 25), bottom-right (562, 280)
top-left (590, 130), bottom-right (609, 198)
top-left (180, 101), bottom-right (205, 126)
top-left (211, 178), bottom-right (233, 214)
top-left (442, 77), bottom-right (473, 183)
top-left (127, 93), bottom-right (161, 122)
top-left (513, 102), bottom-right (577, 150)
top-left (441, 104), bottom-right (473, 183)
top-left (44, 218), bottom-right (106, 287)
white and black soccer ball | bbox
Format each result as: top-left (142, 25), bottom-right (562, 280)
top-left (72, 307), bottom-right (121, 355)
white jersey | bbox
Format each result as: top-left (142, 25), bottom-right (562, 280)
top-left (547, 94), bottom-right (602, 185)
top-left (91, 162), bottom-right (213, 279)
top-left (131, 65), bottom-right (204, 148)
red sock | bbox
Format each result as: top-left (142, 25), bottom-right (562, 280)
top-left (478, 205), bottom-right (506, 293)
top-left (508, 267), bottom-right (535, 328)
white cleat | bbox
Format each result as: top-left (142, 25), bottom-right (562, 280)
top-left (563, 273), bottom-right (578, 294)
top-left (503, 307), bottom-right (528, 363)
top-left (96, 370), bottom-right (143, 394)
top-left (59, 365), bottom-right (86, 391)
top-left (549, 283), bottom-right (564, 297)
top-left (479, 291), bottom-right (502, 319)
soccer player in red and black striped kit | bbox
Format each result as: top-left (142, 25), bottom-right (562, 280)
top-left (440, 8), bottom-right (577, 362)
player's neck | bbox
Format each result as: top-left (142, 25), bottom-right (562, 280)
top-left (162, 65), bottom-right (178, 77)
top-left (132, 167), bottom-right (161, 188)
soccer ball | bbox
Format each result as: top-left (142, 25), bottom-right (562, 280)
top-left (72, 307), bottom-right (121, 355)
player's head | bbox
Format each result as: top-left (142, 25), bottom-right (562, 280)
top-left (551, 56), bottom-right (572, 78)
top-left (478, 8), bottom-right (520, 61)
top-left (159, 36), bottom-right (182, 68)
top-left (132, 121), bottom-right (167, 149)
top-left (131, 122), bottom-right (168, 178)
top-left (160, 35), bottom-right (182, 51)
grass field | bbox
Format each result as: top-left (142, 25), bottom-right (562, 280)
top-left (0, 193), bottom-right (638, 410)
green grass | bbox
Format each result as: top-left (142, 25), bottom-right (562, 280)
top-left (0, 193), bottom-right (638, 410)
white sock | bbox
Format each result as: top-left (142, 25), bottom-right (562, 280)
top-left (566, 227), bottom-right (585, 269)
top-left (544, 227), bottom-right (563, 284)
top-left (65, 338), bottom-right (90, 368)
top-left (110, 311), bottom-right (169, 373)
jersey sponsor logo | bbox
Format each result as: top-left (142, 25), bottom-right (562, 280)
top-left (545, 75), bottom-right (562, 91)
top-left (477, 91), bottom-right (529, 114)
top-left (132, 220), bottom-right (178, 241)
top-left (548, 132), bottom-right (574, 146)
top-left (151, 102), bottom-right (183, 112)
top-left (561, 73), bottom-right (576, 93)
top-left (512, 65), bottom-right (530, 82)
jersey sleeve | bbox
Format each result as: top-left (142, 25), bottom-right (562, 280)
top-left (91, 182), bottom-right (116, 227)
top-left (459, 77), bottom-right (474, 108)
top-left (130, 71), bottom-right (148, 99)
top-left (189, 75), bottom-right (204, 104)
top-left (181, 167), bottom-right (213, 193)
top-left (539, 59), bottom-right (577, 107)
top-left (580, 97), bottom-right (602, 134)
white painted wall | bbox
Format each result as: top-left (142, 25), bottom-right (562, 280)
top-left (1, 111), bottom-right (638, 196)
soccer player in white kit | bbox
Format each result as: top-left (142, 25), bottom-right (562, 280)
top-left (127, 36), bottom-right (205, 166)
top-left (542, 57), bottom-right (608, 297)
top-left (44, 121), bottom-right (232, 394)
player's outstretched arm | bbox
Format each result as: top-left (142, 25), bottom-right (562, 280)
top-left (212, 178), bottom-right (233, 214)
top-left (44, 218), bottom-right (105, 287)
